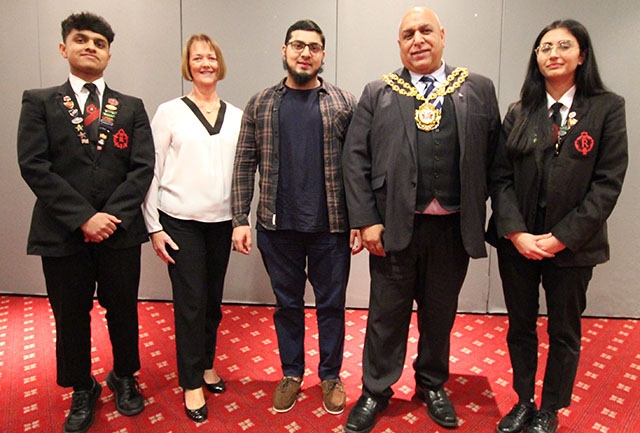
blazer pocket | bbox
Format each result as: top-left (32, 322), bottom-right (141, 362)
top-left (467, 112), bottom-right (490, 139)
top-left (371, 173), bottom-right (386, 191)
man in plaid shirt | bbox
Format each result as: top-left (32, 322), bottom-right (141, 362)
top-left (231, 19), bottom-right (361, 416)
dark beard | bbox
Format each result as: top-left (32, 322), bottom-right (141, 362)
top-left (290, 71), bottom-right (314, 86)
top-left (282, 59), bottom-right (323, 86)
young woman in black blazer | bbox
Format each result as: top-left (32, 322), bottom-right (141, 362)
top-left (488, 19), bottom-right (628, 433)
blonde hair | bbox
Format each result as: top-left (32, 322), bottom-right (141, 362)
top-left (181, 34), bottom-right (227, 81)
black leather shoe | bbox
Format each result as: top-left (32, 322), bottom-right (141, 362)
top-left (63, 377), bottom-right (102, 433)
top-left (416, 385), bottom-right (458, 428)
top-left (344, 395), bottom-right (389, 433)
top-left (496, 403), bottom-right (536, 433)
top-left (527, 410), bottom-right (558, 433)
top-left (203, 378), bottom-right (226, 394)
top-left (106, 370), bottom-right (144, 416)
top-left (184, 394), bottom-right (208, 423)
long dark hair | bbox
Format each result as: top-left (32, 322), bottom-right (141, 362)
top-left (507, 19), bottom-right (606, 155)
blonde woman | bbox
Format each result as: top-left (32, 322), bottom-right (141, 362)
top-left (143, 34), bottom-right (242, 422)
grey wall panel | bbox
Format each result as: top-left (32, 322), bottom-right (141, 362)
top-left (0, 0), bottom-right (44, 295)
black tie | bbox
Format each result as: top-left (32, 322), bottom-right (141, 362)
top-left (550, 102), bottom-right (563, 128)
top-left (83, 83), bottom-right (100, 144)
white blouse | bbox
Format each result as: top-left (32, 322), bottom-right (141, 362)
top-left (143, 97), bottom-right (242, 232)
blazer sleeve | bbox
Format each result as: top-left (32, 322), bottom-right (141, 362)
top-left (17, 89), bottom-right (98, 232)
top-left (342, 82), bottom-right (383, 229)
top-left (101, 96), bottom-right (155, 231)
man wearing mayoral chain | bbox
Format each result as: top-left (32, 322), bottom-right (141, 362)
top-left (342, 7), bottom-right (500, 432)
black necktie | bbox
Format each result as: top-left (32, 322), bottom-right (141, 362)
top-left (83, 83), bottom-right (100, 144)
top-left (550, 102), bottom-right (563, 128)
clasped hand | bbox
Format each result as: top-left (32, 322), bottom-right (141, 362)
top-left (80, 212), bottom-right (121, 243)
top-left (508, 231), bottom-right (566, 260)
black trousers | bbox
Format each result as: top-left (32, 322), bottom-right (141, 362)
top-left (497, 238), bottom-right (593, 410)
top-left (362, 213), bottom-right (469, 400)
top-left (42, 244), bottom-right (142, 389)
top-left (161, 212), bottom-right (232, 390)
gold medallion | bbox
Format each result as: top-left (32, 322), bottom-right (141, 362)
top-left (415, 102), bottom-right (441, 131)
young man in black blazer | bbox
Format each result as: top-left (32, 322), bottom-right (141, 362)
top-left (17, 12), bottom-right (154, 433)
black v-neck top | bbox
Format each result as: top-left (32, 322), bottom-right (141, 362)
top-left (181, 96), bottom-right (227, 135)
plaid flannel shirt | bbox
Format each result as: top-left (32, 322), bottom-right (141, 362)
top-left (231, 77), bottom-right (357, 233)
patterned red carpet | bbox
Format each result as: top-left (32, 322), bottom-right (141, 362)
top-left (1, 295), bottom-right (639, 432)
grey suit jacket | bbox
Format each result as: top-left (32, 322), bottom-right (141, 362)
top-left (343, 65), bottom-right (500, 258)
top-left (18, 81), bottom-right (155, 256)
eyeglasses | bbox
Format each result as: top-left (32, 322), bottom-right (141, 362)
top-left (535, 40), bottom-right (576, 56)
top-left (287, 40), bottom-right (324, 54)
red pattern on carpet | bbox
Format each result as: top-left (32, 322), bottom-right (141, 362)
top-left (1, 295), bottom-right (639, 432)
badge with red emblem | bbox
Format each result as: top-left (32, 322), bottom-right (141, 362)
top-left (113, 128), bottom-right (129, 149)
top-left (574, 131), bottom-right (594, 156)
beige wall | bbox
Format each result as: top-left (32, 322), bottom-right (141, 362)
top-left (2, 0), bottom-right (638, 317)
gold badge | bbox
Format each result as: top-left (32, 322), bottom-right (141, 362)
top-left (415, 103), bottom-right (441, 132)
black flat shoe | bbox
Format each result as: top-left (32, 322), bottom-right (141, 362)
top-left (344, 395), bottom-right (388, 433)
top-left (497, 403), bottom-right (536, 433)
top-left (106, 370), bottom-right (144, 416)
top-left (527, 409), bottom-right (558, 433)
top-left (184, 394), bottom-right (208, 423)
top-left (63, 377), bottom-right (102, 433)
top-left (415, 385), bottom-right (458, 428)
top-left (203, 378), bottom-right (226, 394)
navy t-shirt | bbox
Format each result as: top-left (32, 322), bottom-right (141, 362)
top-left (276, 87), bottom-right (329, 232)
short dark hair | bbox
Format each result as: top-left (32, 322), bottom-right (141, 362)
top-left (61, 12), bottom-right (115, 45)
top-left (284, 19), bottom-right (325, 47)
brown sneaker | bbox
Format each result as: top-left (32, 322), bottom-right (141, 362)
top-left (273, 376), bottom-right (303, 413)
top-left (321, 378), bottom-right (346, 414)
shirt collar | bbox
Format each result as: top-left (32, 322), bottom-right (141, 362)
top-left (69, 73), bottom-right (106, 97)
top-left (546, 85), bottom-right (576, 110)
top-left (409, 61), bottom-right (447, 88)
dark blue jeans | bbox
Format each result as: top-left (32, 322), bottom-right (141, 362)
top-left (257, 230), bottom-right (351, 380)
